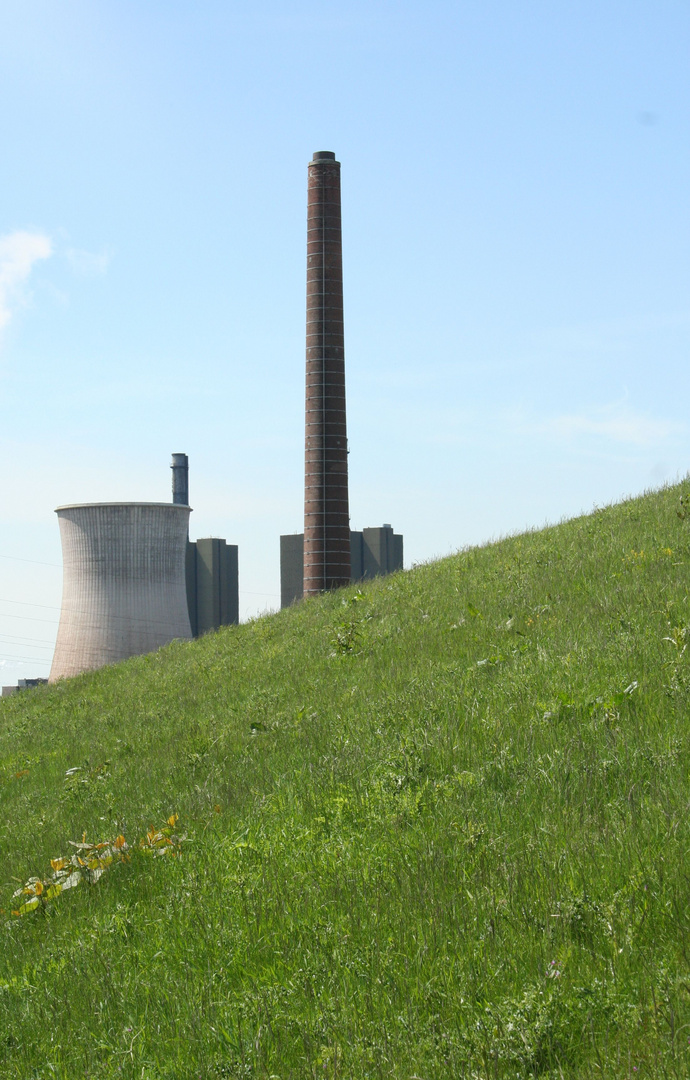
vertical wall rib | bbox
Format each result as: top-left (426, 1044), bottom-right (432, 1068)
top-left (304, 150), bottom-right (351, 594)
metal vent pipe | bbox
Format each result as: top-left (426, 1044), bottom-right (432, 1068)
top-left (303, 150), bottom-right (351, 594)
top-left (171, 452), bottom-right (189, 505)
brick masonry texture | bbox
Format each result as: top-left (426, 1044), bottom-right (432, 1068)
top-left (304, 151), bottom-right (351, 594)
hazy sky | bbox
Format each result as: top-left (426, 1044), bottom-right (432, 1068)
top-left (1, 0), bottom-right (688, 681)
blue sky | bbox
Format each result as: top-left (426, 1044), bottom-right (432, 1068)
top-left (1, 0), bottom-right (688, 681)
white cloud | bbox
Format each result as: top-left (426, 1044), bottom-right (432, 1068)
top-left (65, 246), bottom-right (111, 277)
top-left (541, 404), bottom-right (681, 447)
top-left (0, 230), bottom-right (52, 331)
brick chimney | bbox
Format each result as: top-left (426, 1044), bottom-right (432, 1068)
top-left (303, 151), bottom-right (351, 595)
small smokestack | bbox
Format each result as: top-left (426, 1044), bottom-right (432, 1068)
top-left (171, 453), bottom-right (189, 506)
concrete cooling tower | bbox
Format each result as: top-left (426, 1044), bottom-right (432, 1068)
top-left (49, 503), bottom-right (192, 682)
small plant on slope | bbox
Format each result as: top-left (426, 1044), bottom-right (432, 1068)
top-left (9, 814), bottom-right (185, 916)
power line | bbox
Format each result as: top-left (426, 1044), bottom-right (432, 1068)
top-left (0, 655), bottom-right (51, 666)
top-left (0, 553), bottom-right (61, 568)
top-left (0, 597), bottom-right (61, 610)
top-left (0, 637), bottom-right (54, 649)
top-left (0, 607), bottom-right (188, 630)
top-left (0, 613), bottom-right (59, 625)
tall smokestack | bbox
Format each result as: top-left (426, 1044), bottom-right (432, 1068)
top-left (304, 151), bottom-right (350, 595)
top-left (171, 453), bottom-right (189, 506)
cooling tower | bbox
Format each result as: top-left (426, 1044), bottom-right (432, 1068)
top-left (49, 503), bottom-right (192, 681)
top-left (303, 150), bottom-right (351, 595)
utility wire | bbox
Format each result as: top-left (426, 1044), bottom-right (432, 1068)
top-left (0, 655), bottom-right (51, 665)
top-left (0, 553), bottom-right (61, 568)
top-left (0, 637), bottom-right (54, 649)
top-left (0, 613), bottom-right (58, 625)
top-left (0, 597), bottom-right (61, 610)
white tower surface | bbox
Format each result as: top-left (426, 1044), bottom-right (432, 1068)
top-left (50, 503), bottom-right (193, 682)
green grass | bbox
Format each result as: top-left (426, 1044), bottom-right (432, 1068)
top-left (2, 483), bottom-right (690, 1078)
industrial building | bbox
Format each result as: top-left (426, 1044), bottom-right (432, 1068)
top-left (280, 525), bottom-right (403, 608)
top-left (48, 455), bottom-right (239, 682)
top-left (1, 678), bottom-right (48, 698)
top-left (43, 150), bottom-right (399, 680)
top-left (186, 537), bottom-right (238, 636)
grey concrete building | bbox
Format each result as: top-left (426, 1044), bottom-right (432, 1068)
top-left (2, 678), bottom-right (47, 697)
top-left (49, 502), bottom-right (193, 681)
top-left (186, 538), bottom-right (239, 637)
top-left (280, 525), bottom-right (403, 608)
top-left (351, 526), bottom-right (403, 583)
top-left (280, 533), bottom-right (305, 610)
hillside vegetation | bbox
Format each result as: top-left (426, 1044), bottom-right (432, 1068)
top-left (1, 483), bottom-right (690, 1078)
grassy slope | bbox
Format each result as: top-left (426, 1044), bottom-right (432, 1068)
top-left (1, 485), bottom-right (690, 1078)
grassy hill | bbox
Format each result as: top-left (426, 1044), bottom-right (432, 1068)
top-left (1, 483), bottom-right (690, 1078)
